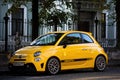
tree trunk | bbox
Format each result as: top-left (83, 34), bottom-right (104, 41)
top-left (54, 22), bottom-right (57, 31)
top-left (115, 0), bottom-right (120, 49)
top-left (32, 0), bottom-right (39, 40)
top-left (53, 16), bottom-right (58, 31)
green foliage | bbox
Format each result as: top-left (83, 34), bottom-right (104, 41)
top-left (3, 0), bottom-right (73, 28)
top-left (38, 0), bottom-right (73, 27)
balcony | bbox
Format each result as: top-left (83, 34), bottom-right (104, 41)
top-left (73, 1), bottom-right (101, 11)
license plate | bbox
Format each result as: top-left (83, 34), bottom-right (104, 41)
top-left (13, 62), bottom-right (24, 66)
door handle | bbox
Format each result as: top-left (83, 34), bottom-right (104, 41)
top-left (82, 48), bottom-right (87, 51)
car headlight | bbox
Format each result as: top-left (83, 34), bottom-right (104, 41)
top-left (34, 51), bottom-right (41, 57)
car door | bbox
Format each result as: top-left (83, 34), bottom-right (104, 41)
top-left (79, 33), bottom-right (96, 68)
top-left (59, 33), bottom-right (86, 69)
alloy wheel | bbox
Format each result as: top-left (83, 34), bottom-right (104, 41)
top-left (46, 58), bottom-right (60, 75)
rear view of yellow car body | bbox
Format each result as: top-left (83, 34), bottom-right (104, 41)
top-left (9, 31), bottom-right (108, 74)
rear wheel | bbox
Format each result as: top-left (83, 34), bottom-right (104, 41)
top-left (94, 56), bottom-right (106, 71)
top-left (46, 58), bottom-right (60, 75)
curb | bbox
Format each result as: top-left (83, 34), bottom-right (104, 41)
top-left (108, 59), bottom-right (120, 67)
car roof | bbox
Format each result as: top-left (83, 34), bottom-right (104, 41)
top-left (49, 31), bottom-right (92, 35)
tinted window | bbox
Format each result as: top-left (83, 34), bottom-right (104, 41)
top-left (30, 33), bottom-right (63, 45)
top-left (81, 34), bottom-right (93, 43)
top-left (59, 33), bottom-right (82, 45)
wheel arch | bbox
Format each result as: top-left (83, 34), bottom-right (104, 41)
top-left (94, 54), bottom-right (107, 65)
top-left (95, 54), bottom-right (107, 62)
top-left (47, 56), bottom-right (60, 62)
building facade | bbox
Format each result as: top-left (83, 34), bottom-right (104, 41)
top-left (0, 0), bottom-right (116, 52)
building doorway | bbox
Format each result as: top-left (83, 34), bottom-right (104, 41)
top-left (78, 21), bottom-right (90, 32)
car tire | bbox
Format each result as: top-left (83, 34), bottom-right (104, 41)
top-left (46, 57), bottom-right (60, 75)
top-left (94, 56), bottom-right (106, 71)
top-left (8, 64), bottom-right (16, 72)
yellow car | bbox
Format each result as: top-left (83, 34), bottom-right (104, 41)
top-left (8, 31), bottom-right (108, 74)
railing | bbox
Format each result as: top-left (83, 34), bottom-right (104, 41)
top-left (0, 36), bottom-right (31, 53)
top-left (99, 39), bottom-right (116, 48)
top-left (73, 1), bottom-right (101, 11)
top-left (8, 35), bottom-right (32, 42)
top-left (0, 21), bottom-right (5, 41)
top-left (0, 41), bottom-right (31, 53)
top-left (98, 39), bottom-right (116, 54)
top-left (80, 1), bottom-right (101, 10)
top-left (0, 38), bottom-right (116, 53)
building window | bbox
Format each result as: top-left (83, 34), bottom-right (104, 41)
top-left (101, 13), bottom-right (106, 38)
top-left (12, 8), bottom-right (24, 36)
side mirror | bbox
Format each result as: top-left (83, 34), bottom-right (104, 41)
top-left (63, 44), bottom-right (67, 48)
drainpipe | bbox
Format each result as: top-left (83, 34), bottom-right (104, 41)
top-left (95, 17), bottom-right (98, 41)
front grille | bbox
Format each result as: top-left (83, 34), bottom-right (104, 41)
top-left (14, 55), bottom-right (27, 58)
top-left (14, 59), bottom-right (26, 61)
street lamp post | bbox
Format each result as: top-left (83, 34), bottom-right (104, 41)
top-left (4, 13), bottom-right (9, 53)
top-left (95, 17), bottom-right (98, 40)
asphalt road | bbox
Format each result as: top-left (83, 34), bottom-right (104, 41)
top-left (0, 66), bottom-right (120, 80)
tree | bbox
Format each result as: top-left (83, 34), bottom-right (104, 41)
top-left (32, 0), bottom-right (38, 40)
top-left (3, 0), bottom-right (73, 40)
top-left (38, 0), bottom-right (73, 31)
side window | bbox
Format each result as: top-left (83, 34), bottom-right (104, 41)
top-left (59, 33), bottom-right (82, 45)
top-left (81, 34), bottom-right (93, 43)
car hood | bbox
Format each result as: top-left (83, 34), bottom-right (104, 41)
top-left (15, 46), bottom-right (55, 54)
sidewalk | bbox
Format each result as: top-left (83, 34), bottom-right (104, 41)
top-left (0, 53), bottom-right (9, 67)
top-left (0, 53), bottom-right (9, 71)
top-left (107, 49), bottom-right (120, 66)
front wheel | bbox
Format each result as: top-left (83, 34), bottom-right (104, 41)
top-left (46, 58), bottom-right (60, 75)
top-left (94, 56), bottom-right (106, 71)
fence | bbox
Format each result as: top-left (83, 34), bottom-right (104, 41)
top-left (0, 38), bottom-right (116, 54)
top-left (0, 36), bottom-right (31, 53)
top-left (0, 20), bottom-right (117, 53)
top-left (0, 19), bottom-right (32, 53)
top-left (98, 39), bottom-right (117, 55)
top-left (0, 21), bottom-right (5, 41)
top-left (99, 39), bottom-right (117, 48)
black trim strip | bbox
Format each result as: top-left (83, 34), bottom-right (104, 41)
top-left (14, 59), bottom-right (26, 61)
top-left (61, 58), bottom-right (92, 63)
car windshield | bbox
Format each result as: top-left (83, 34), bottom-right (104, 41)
top-left (30, 33), bottom-right (64, 46)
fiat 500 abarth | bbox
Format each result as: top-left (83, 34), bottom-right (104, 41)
top-left (8, 31), bottom-right (108, 74)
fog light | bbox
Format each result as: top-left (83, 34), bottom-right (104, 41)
top-left (35, 58), bottom-right (41, 62)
